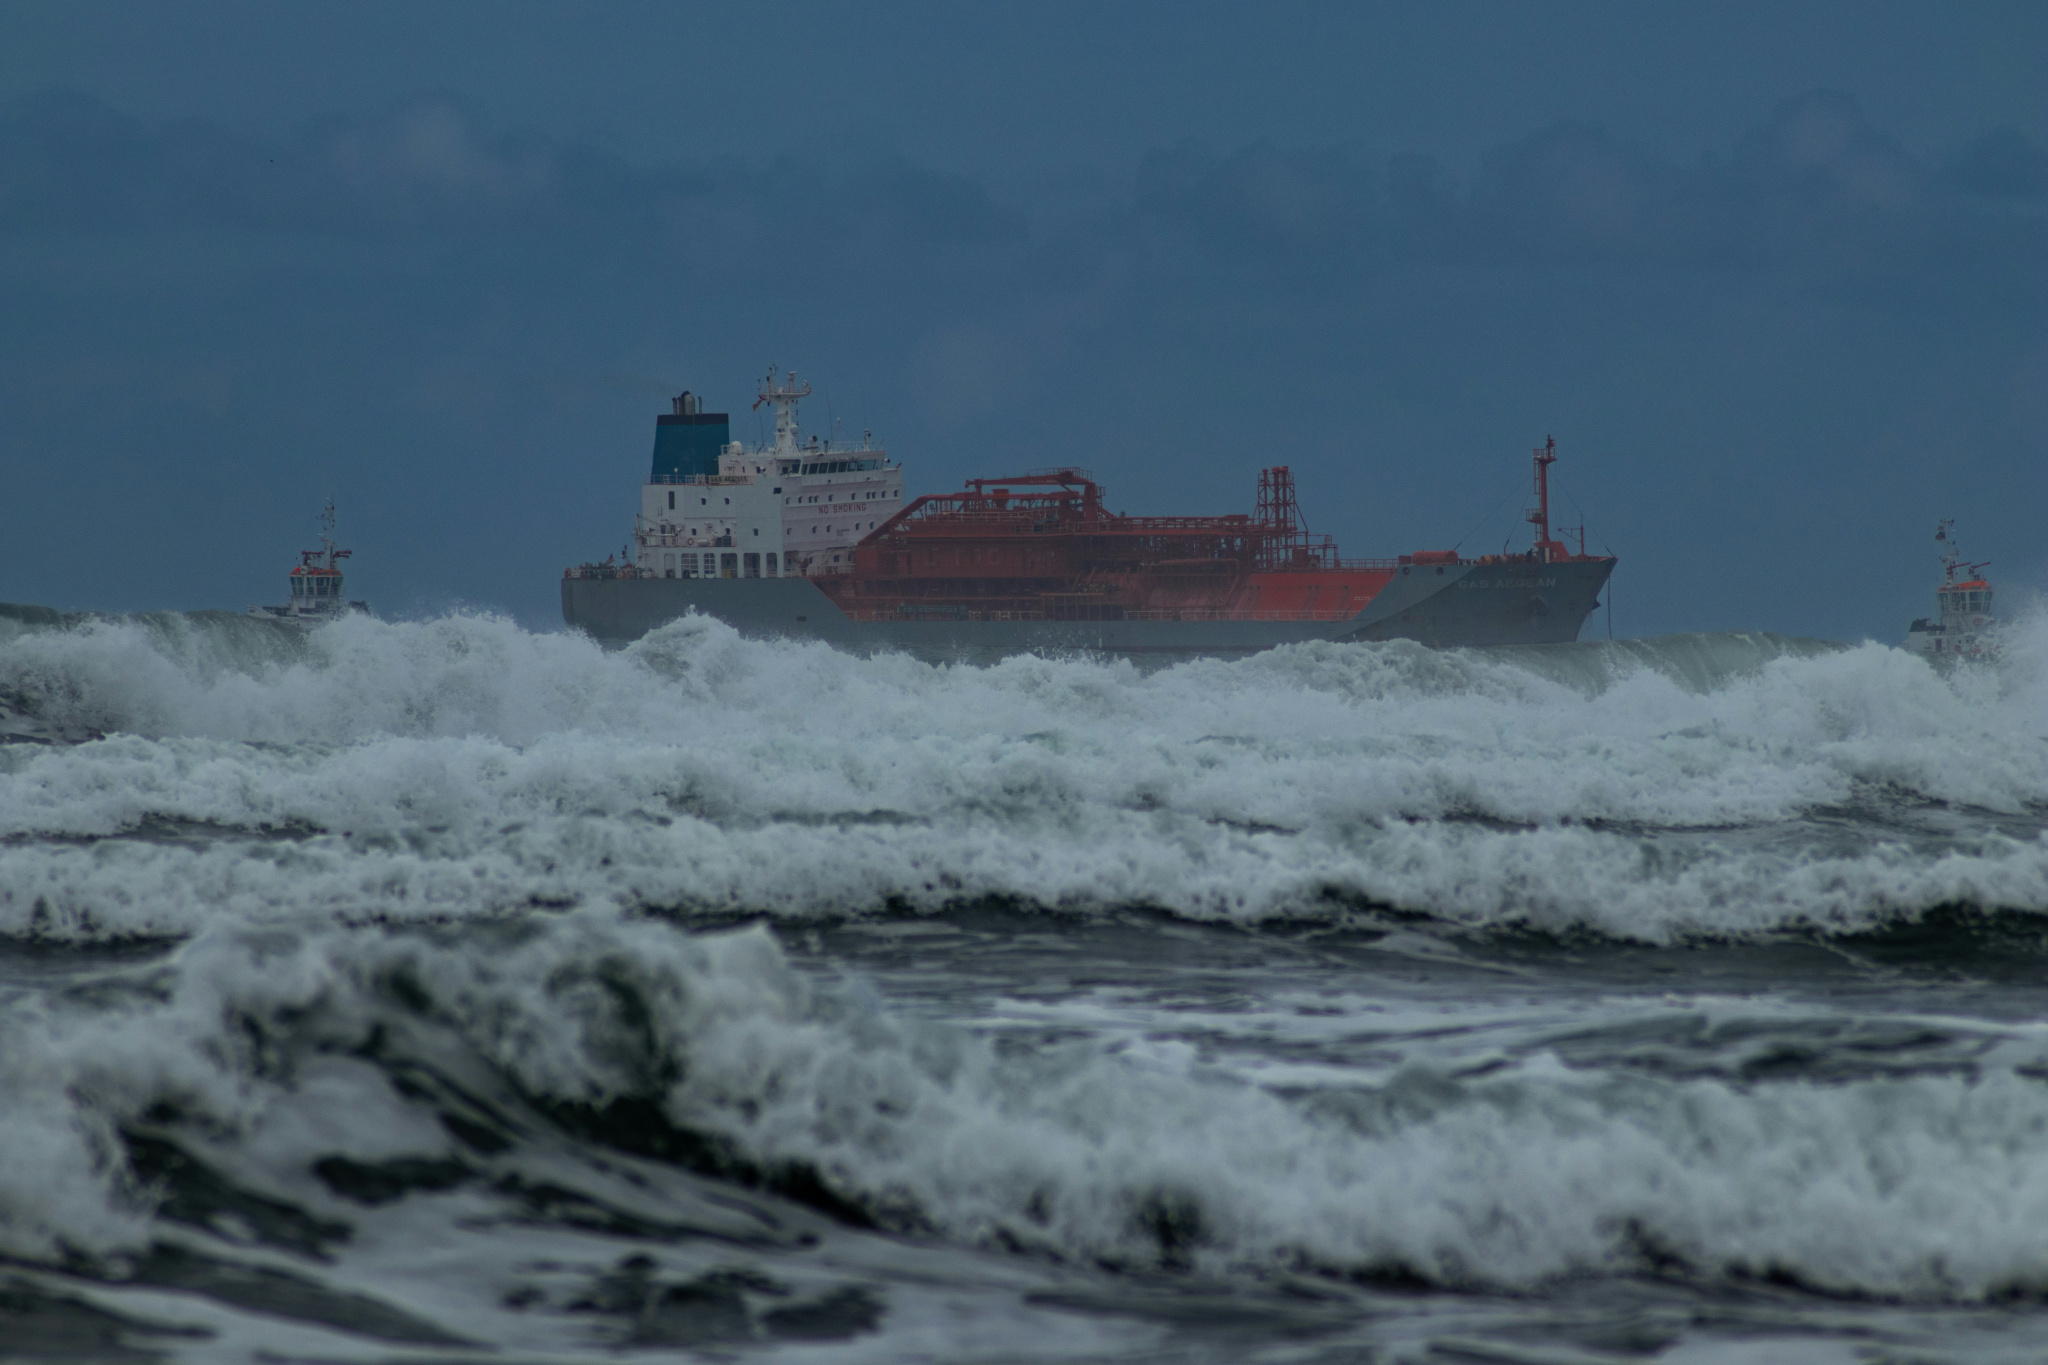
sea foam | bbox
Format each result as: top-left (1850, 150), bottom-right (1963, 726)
top-left (9, 911), bottom-right (2048, 1301)
top-left (8, 609), bottom-right (2048, 1317)
top-left (2, 609), bottom-right (2046, 942)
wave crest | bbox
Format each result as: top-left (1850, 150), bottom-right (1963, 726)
top-left (3, 608), bottom-right (2047, 942)
top-left (13, 914), bottom-right (2048, 1301)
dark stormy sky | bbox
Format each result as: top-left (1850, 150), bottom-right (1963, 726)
top-left (3, 2), bottom-right (2043, 639)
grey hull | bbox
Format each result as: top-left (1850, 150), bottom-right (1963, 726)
top-left (563, 557), bottom-right (1615, 657)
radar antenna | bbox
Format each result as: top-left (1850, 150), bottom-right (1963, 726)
top-left (1935, 519), bottom-right (1989, 584)
top-left (303, 498), bottom-right (351, 571)
top-left (752, 365), bottom-right (813, 454)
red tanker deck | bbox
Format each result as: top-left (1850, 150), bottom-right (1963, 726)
top-left (818, 451), bottom-right (1599, 626)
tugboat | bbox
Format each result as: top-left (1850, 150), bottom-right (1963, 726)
top-left (249, 500), bottom-right (370, 624)
top-left (1904, 519), bottom-right (1995, 660)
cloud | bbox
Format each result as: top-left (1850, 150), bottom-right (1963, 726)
top-left (0, 91), bottom-right (1023, 267)
top-left (1941, 128), bottom-right (2048, 201)
top-left (0, 89), bottom-right (167, 232)
top-left (1731, 90), bottom-right (1919, 210)
top-left (1438, 122), bottom-right (1680, 269)
top-left (1107, 92), bottom-right (2041, 318)
top-left (0, 90), bottom-right (543, 235)
top-left (327, 101), bottom-right (545, 199)
top-left (5, 88), bottom-right (2038, 312)
top-left (4, 85), bottom-right (2039, 448)
top-left (1134, 140), bottom-right (1376, 255)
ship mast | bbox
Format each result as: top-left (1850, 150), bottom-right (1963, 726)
top-left (1934, 518), bottom-right (1989, 587)
top-left (300, 498), bottom-right (351, 571)
top-left (318, 498), bottom-right (339, 571)
top-left (1528, 437), bottom-right (1559, 563)
top-left (753, 366), bottom-right (813, 454)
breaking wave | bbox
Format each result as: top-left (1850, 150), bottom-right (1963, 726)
top-left (9, 602), bottom-right (2048, 1352)
top-left (3, 605), bottom-right (2047, 943)
top-left (10, 911), bottom-right (2048, 1307)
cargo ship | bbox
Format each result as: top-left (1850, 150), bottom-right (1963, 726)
top-left (562, 371), bottom-right (1616, 655)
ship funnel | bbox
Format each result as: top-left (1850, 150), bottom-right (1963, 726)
top-left (652, 387), bottom-right (729, 482)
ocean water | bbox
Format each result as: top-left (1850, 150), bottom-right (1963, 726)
top-left (4, 605), bottom-right (2048, 1363)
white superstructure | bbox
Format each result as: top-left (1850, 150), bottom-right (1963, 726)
top-left (249, 500), bottom-right (370, 623)
top-left (632, 368), bottom-right (903, 581)
top-left (1904, 519), bottom-right (1996, 660)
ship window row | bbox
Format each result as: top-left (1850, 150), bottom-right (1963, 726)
top-left (785, 490), bottom-right (897, 505)
top-left (798, 459), bottom-right (886, 474)
top-left (659, 551), bottom-right (780, 579)
top-left (291, 576), bottom-right (343, 597)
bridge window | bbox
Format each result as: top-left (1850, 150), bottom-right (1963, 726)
top-left (721, 553), bottom-right (738, 578)
top-left (668, 491), bottom-right (675, 509)
top-left (765, 554), bottom-right (778, 576)
top-left (744, 553), bottom-right (760, 578)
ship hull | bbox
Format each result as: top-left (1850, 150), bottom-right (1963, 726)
top-left (562, 557), bottom-right (1615, 655)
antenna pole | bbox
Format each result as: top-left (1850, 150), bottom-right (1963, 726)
top-left (753, 367), bottom-right (813, 454)
top-left (320, 498), bottom-right (338, 570)
top-left (1527, 436), bottom-right (1558, 563)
